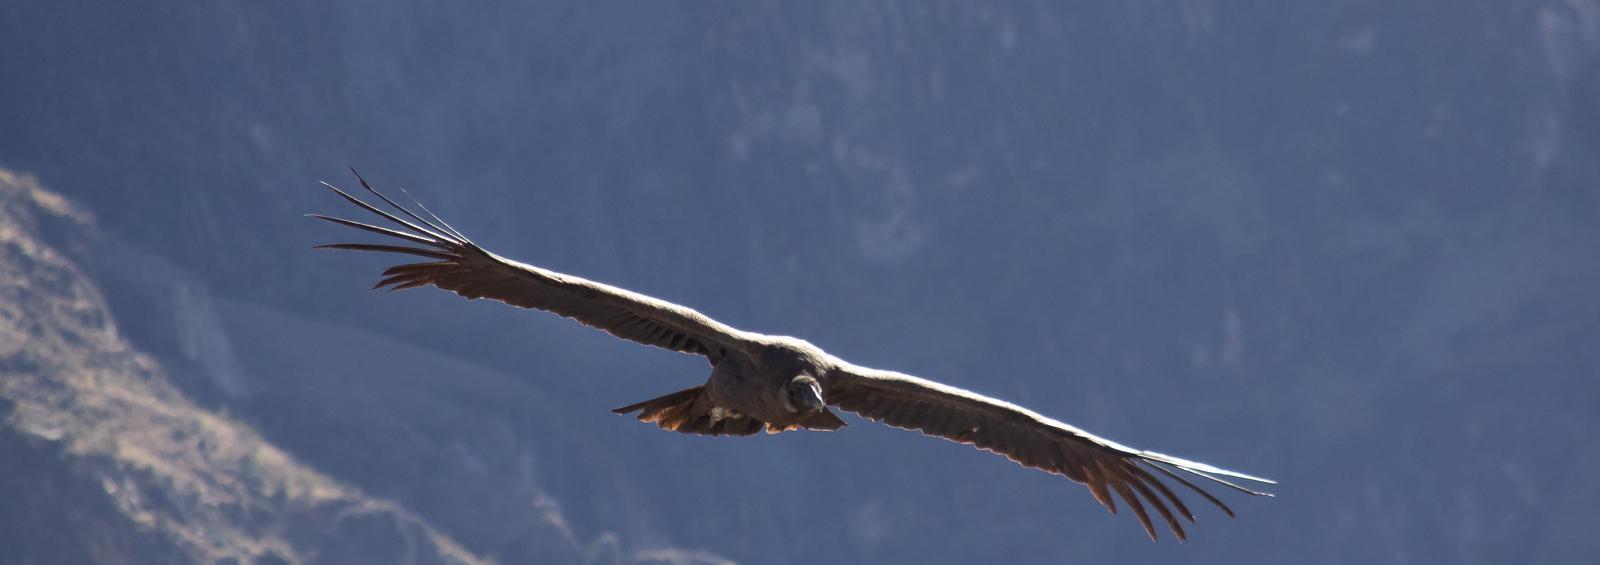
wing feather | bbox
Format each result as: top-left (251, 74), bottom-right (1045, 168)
top-left (827, 364), bottom-right (1274, 541)
top-left (1107, 471), bottom-right (1156, 541)
top-left (311, 171), bottom-right (758, 361)
top-left (1124, 466), bottom-right (1184, 541)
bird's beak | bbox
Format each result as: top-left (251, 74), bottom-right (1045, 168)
top-left (800, 381), bottom-right (825, 414)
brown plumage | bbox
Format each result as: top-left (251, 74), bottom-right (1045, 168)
top-left (311, 170), bottom-right (1275, 541)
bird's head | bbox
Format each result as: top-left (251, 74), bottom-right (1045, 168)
top-left (781, 375), bottom-right (826, 415)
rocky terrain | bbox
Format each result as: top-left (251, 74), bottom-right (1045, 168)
top-left (0, 171), bottom-right (727, 564)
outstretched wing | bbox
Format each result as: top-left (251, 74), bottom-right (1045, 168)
top-left (826, 364), bottom-right (1275, 542)
top-left (310, 170), bottom-right (759, 362)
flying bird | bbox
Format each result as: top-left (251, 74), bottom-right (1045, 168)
top-left (310, 171), bottom-right (1275, 541)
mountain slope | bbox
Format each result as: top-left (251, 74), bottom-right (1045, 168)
top-left (0, 168), bottom-right (492, 564)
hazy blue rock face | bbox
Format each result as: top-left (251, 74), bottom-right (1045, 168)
top-left (3, 2), bottom-right (1598, 563)
top-left (0, 172), bottom-right (489, 564)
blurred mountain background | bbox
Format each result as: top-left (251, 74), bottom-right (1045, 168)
top-left (2, 2), bottom-right (1597, 563)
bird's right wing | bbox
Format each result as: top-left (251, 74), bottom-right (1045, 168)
top-left (310, 171), bottom-right (759, 362)
top-left (826, 364), bottom-right (1275, 541)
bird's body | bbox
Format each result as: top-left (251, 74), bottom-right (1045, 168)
top-left (616, 335), bottom-right (848, 436)
top-left (311, 171), bottom-right (1275, 541)
top-left (705, 336), bottom-right (835, 427)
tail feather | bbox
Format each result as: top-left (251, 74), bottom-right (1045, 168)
top-left (614, 386), bottom-right (847, 437)
top-left (611, 386), bottom-right (705, 417)
top-left (614, 386), bottom-right (764, 437)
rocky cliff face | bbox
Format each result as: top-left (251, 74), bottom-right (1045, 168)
top-left (0, 170), bottom-right (483, 564)
top-left (0, 171), bottom-right (727, 565)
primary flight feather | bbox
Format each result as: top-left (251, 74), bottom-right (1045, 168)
top-left (311, 170), bottom-right (1275, 541)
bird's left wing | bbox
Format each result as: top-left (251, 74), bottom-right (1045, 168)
top-left (310, 171), bottom-right (758, 362)
top-left (826, 364), bottom-right (1275, 541)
